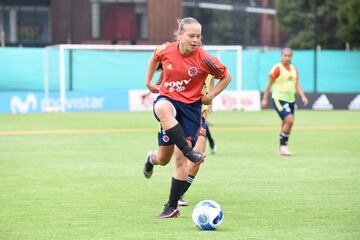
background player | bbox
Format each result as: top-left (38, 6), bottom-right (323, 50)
top-left (261, 48), bottom-right (308, 156)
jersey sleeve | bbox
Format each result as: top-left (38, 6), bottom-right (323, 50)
top-left (269, 64), bottom-right (280, 79)
top-left (153, 42), bottom-right (170, 62)
top-left (202, 53), bottom-right (227, 79)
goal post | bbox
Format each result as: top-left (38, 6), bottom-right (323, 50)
top-left (44, 44), bottom-right (243, 112)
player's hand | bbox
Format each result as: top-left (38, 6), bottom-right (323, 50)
top-left (141, 92), bottom-right (151, 99)
top-left (302, 96), bottom-right (309, 106)
top-left (202, 94), bottom-right (213, 105)
top-left (261, 99), bottom-right (268, 108)
top-left (206, 105), bottom-right (213, 114)
top-left (146, 83), bottom-right (159, 93)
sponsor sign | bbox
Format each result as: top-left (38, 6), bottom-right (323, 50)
top-left (312, 94), bottom-right (334, 110)
top-left (261, 93), bottom-right (360, 110)
top-left (212, 90), bottom-right (261, 111)
top-left (128, 90), bottom-right (261, 112)
top-left (348, 95), bottom-right (360, 110)
top-left (128, 90), bottom-right (159, 111)
top-left (0, 91), bottom-right (128, 114)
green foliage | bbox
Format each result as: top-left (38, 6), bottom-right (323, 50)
top-left (337, 0), bottom-right (360, 48)
top-left (183, 2), bottom-right (260, 45)
top-left (275, 0), bottom-right (357, 49)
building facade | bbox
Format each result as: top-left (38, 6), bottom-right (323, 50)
top-left (0, 0), bottom-right (280, 47)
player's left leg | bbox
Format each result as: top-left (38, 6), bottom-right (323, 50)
top-left (144, 145), bottom-right (174, 179)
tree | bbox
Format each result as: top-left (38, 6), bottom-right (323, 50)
top-left (337, 0), bottom-right (360, 48)
top-left (275, 0), bottom-right (344, 49)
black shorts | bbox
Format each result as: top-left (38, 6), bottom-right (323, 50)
top-left (153, 95), bottom-right (201, 147)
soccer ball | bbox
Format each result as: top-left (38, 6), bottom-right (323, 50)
top-left (192, 200), bottom-right (224, 230)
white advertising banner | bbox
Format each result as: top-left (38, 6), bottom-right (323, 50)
top-left (129, 90), bottom-right (260, 112)
top-left (129, 90), bottom-right (159, 111)
top-left (212, 90), bottom-right (261, 111)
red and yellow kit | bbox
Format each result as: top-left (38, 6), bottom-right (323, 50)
top-left (153, 42), bottom-right (227, 104)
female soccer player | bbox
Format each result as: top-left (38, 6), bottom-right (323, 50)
top-left (144, 17), bottom-right (231, 218)
top-left (261, 48), bottom-right (308, 156)
top-left (143, 73), bottom-right (216, 207)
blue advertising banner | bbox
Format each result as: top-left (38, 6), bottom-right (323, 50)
top-left (0, 91), bottom-right (129, 114)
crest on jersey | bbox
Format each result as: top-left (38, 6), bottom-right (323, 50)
top-left (162, 135), bottom-right (170, 143)
top-left (188, 66), bottom-right (198, 77)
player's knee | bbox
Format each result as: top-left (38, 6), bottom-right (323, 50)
top-left (154, 101), bottom-right (175, 120)
top-left (284, 115), bottom-right (294, 125)
top-left (157, 156), bottom-right (171, 166)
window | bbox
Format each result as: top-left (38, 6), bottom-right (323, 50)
top-left (91, 0), bottom-right (148, 41)
top-left (0, 5), bottom-right (50, 46)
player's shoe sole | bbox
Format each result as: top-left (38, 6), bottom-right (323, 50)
top-left (157, 204), bottom-right (180, 219)
top-left (143, 151), bottom-right (154, 178)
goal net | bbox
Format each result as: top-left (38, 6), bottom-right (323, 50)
top-left (44, 44), bottom-right (242, 112)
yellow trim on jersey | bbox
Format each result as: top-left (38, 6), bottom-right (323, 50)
top-left (202, 75), bottom-right (213, 112)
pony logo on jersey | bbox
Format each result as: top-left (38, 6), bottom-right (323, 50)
top-left (188, 66), bottom-right (198, 77)
top-left (164, 79), bottom-right (192, 93)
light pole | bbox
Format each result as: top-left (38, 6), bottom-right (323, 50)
top-left (313, 0), bottom-right (318, 93)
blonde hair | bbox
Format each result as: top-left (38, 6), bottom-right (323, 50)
top-left (174, 17), bottom-right (200, 40)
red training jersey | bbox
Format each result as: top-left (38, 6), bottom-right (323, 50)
top-left (153, 42), bottom-right (227, 104)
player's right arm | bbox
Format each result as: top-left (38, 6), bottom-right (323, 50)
top-left (261, 65), bottom-right (279, 108)
top-left (261, 76), bottom-right (275, 108)
top-left (145, 55), bottom-right (160, 93)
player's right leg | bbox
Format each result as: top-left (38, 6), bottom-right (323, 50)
top-left (153, 97), bottom-right (205, 164)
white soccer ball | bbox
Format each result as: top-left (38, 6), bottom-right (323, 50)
top-left (192, 200), bottom-right (224, 230)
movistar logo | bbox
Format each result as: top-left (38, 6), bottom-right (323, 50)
top-left (10, 94), bottom-right (37, 113)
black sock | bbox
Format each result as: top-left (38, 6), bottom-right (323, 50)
top-left (206, 124), bottom-right (215, 149)
top-left (181, 175), bottom-right (195, 197)
top-left (165, 124), bottom-right (193, 155)
top-left (280, 132), bottom-right (290, 146)
top-left (168, 177), bottom-right (187, 208)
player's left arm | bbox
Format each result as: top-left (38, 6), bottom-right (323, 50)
top-left (295, 68), bottom-right (308, 106)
